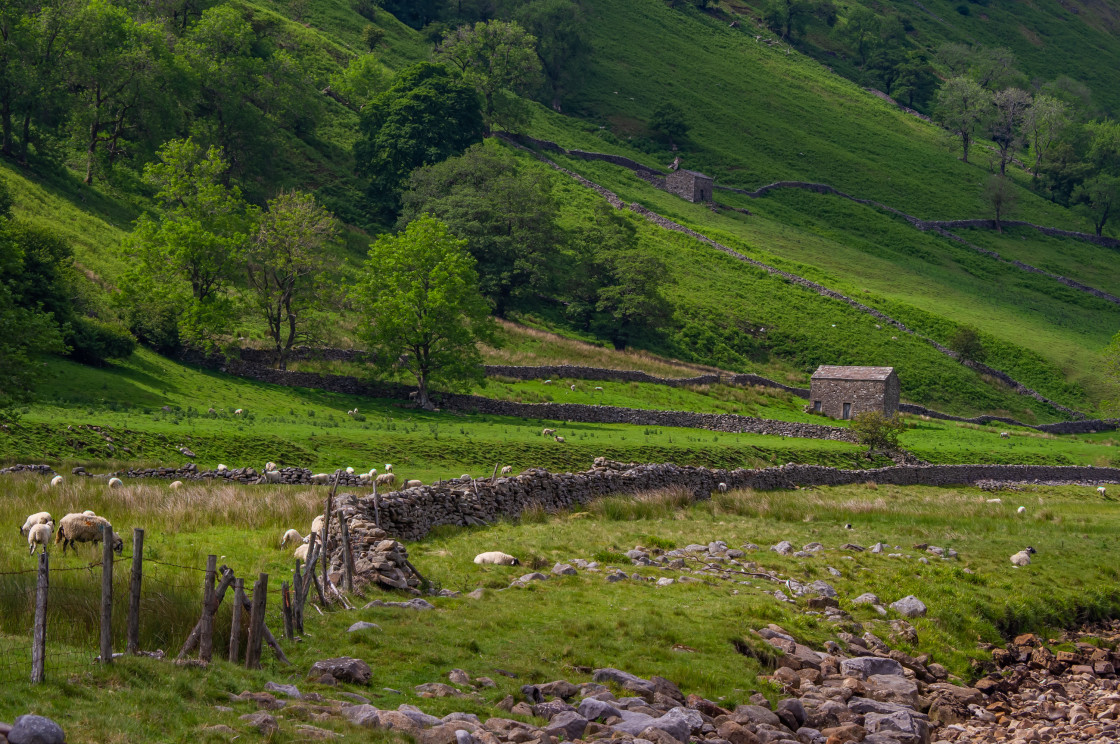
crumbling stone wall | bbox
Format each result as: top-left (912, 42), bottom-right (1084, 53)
top-left (485, 365), bottom-right (720, 387)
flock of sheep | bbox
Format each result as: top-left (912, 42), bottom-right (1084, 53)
top-left (19, 510), bottom-right (123, 556)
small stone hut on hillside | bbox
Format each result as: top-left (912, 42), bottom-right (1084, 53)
top-left (665, 169), bottom-right (713, 203)
top-left (809, 366), bottom-right (899, 420)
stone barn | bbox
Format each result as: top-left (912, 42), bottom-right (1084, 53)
top-left (665, 169), bottom-right (714, 203)
top-left (809, 366), bottom-right (899, 420)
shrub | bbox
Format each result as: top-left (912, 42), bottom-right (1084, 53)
top-left (850, 411), bottom-right (906, 454)
top-left (66, 316), bottom-right (137, 365)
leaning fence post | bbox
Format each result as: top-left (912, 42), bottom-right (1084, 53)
top-left (127, 528), bottom-right (144, 655)
top-left (100, 525), bottom-right (114, 665)
top-left (339, 515), bottom-right (354, 593)
top-left (292, 561), bottom-right (304, 634)
top-left (229, 578), bottom-right (245, 664)
top-left (31, 550), bottom-right (48, 683)
top-left (281, 581), bottom-right (294, 641)
top-left (199, 555), bottom-right (217, 662)
top-left (244, 573), bottom-right (268, 670)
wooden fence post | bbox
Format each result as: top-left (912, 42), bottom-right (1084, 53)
top-left (199, 555), bottom-right (217, 663)
top-left (320, 524), bottom-right (329, 602)
top-left (281, 581), bottom-right (294, 641)
top-left (100, 525), bottom-right (114, 665)
top-left (292, 561), bottom-right (303, 634)
top-left (244, 573), bottom-right (268, 670)
top-left (339, 515), bottom-right (354, 593)
top-left (127, 528), bottom-right (144, 655)
top-left (229, 578), bottom-right (245, 664)
top-left (31, 550), bottom-right (48, 683)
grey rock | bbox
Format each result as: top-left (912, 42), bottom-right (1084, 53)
top-left (864, 710), bottom-right (930, 744)
top-left (777, 698), bottom-right (807, 728)
top-left (611, 711), bottom-right (658, 737)
top-left (455, 730), bottom-right (475, 744)
top-left (466, 588), bottom-right (485, 600)
top-left (8, 715), bottom-right (66, 744)
top-left (770, 541), bottom-right (794, 555)
top-left (809, 580), bottom-right (837, 598)
top-left (519, 572), bottom-right (548, 583)
top-left (338, 692), bottom-right (371, 705)
top-left (538, 680), bottom-right (580, 700)
top-left (348, 621), bottom-right (382, 633)
top-left (264, 681), bottom-right (302, 699)
top-left (852, 593), bottom-right (880, 605)
top-left (552, 563), bottom-right (577, 576)
top-left (708, 541), bottom-right (728, 553)
top-left (520, 684), bottom-right (544, 703)
top-left (656, 577), bottom-right (675, 587)
top-left (802, 542), bottom-right (824, 552)
top-left (827, 567), bottom-right (842, 577)
top-left (238, 713), bottom-right (278, 736)
top-left (579, 697), bottom-right (623, 721)
top-left (661, 706), bottom-right (704, 733)
top-left (448, 669), bottom-right (471, 686)
top-left (871, 542), bottom-right (886, 554)
top-left (398, 704), bottom-right (443, 727)
top-left (606, 572), bottom-right (626, 582)
top-left (839, 657), bottom-right (905, 679)
top-left (533, 700), bottom-right (576, 720)
top-left (544, 711), bottom-right (589, 741)
top-left (443, 713), bottom-right (481, 724)
top-left (593, 667), bottom-right (657, 697)
top-left (363, 598), bottom-right (435, 610)
top-left (308, 656), bottom-right (372, 685)
top-left (847, 698), bottom-right (930, 720)
top-left (890, 595), bottom-right (927, 618)
top-left (732, 704), bottom-right (781, 727)
top-left (344, 704), bottom-right (381, 727)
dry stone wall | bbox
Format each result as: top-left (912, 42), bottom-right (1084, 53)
top-left (484, 364), bottom-right (720, 387)
top-left (329, 460), bottom-right (1120, 542)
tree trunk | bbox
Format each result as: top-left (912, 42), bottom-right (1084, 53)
top-left (19, 113), bottom-right (31, 165)
top-left (961, 133), bottom-right (970, 164)
top-left (0, 94), bottom-right (12, 157)
top-left (85, 110), bottom-right (100, 185)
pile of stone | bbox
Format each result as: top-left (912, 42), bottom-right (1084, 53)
top-left (325, 517), bottom-right (423, 593)
top-left (0, 464), bottom-right (56, 477)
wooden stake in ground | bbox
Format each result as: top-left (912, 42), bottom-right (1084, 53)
top-left (178, 565), bottom-right (236, 660)
top-left (238, 588), bottom-right (290, 666)
top-left (199, 554), bottom-right (217, 662)
top-left (339, 513), bottom-right (355, 593)
top-left (292, 560), bottom-right (304, 634)
top-left (31, 550), bottom-right (48, 683)
top-left (100, 525), bottom-right (114, 665)
top-left (244, 573), bottom-right (268, 670)
top-left (127, 528), bottom-right (144, 655)
top-left (281, 581), bottom-right (294, 641)
top-left (229, 578), bottom-right (245, 664)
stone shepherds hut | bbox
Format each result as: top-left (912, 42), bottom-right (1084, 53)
top-left (665, 169), bottom-right (713, 203)
top-left (809, 366), bottom-right (899, 420)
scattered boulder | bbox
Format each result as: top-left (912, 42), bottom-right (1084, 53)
top-left (7, 716), bottom-right (66, 744)
top-left (889, 595), bottom-right (927, 618)
top-left (308, 657), bottom-right (372, 685)
top-left (238, 713), bottom-right (279, 736)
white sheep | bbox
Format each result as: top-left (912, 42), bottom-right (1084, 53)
top-left (108, 477), bottom-right (123, 489)
top-left (294, 543), bottom-right (310, 562)
top-left (234, 409), bottom-right (243, 415)
top-left (55, 514), bottom-right (122, 555)
top-left (280, 529), bottom-right (304, 548)
top-left (265, 462), bottom-right (277, 472)
top-left (345, 466), bottom-right (355, 474)
top-left (28, 522), bottom-right (53, 555)
top-left (50, 475), bottom-right (63, 487)
top-left (1017, 506), bottom-right (1026, 514)
top-left (541, 428), bottom-right (556, 437)
top-left (554, 436), bottom-right (566, 443)
top-left (1098, 486), bottom-right (1107, 496)
top-left (500, 466), bottom-right (513, 475)
top-left (404, 479), bottom-right (422, 489)
top-left (986, 498), bottom-right (1002, 503)
top-left (264, 470), bottom-right (282, 484)
top-left (1000, 432), bottom-right (1010, 439)
top-left (460, 474), bottom-right (471, 480)
top-left (169, 480), bottom-right (183, 490)
top-left (310, 473), bottom-right (331, 485)
top-left (474, 551), bottom-right (520, 566)
top-left (594, 386), bottom-right (603, 391)
top-left (311, 515), bottom-right (325, 535)
top-left (570, 384), bottom-right (576, 391)
top-left (1010, 546), bottom-right (1036, 567)
top-left (82, 510), bottom-right (96, 516)
top-left (20, 512), bottom-right (52, 537)
top-left (542, 380), bottom-right (552, 385)
top-left (216, 464), bottom-right (228, 472)
top-left (717, 482), bottom-right (728, 493)
top-left (384, 464), bottom-right (393, 472)
top-left (375, 472), bottom-right (396, 488)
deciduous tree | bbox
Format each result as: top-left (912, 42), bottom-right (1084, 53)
top-left (1023, 94), bottom-right (1069, 178)
top-left (936, 76), bottom-right (991, 163)
top-left (352, 215), bottom-right (493, 409)
top-left (949, 324), bottom-right (986, 364)
top-left (850, 411), bottom-right (905, 456)
top-left (983, 174), bottom-right (1016, 232)
top-left (436, 20), bottom-right (539, 129)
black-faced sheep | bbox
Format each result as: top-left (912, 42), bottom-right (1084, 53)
top-left (55, 514), bottom-right (123, 555)
top-left (384, 464), bottom-right (393, 473)
top-left (474, 551), bottom-right (520, 566)
top-left (1010, 546), bottom-right (1037, 566)
top-left (28, 522), bottom-right (53, 555)
top-left (20, 512), bottom-right (52, 537)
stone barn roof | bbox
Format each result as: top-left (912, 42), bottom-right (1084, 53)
top-left (811, 365), bottom-right (895, 381)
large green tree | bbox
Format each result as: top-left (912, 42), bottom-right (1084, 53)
top-left (352, 215), bottom-right (493, 409)
top-left (936, 76), bottom-right (992, 164)
top-left (246, 191), bottom-right (338, 369)
top-left (354, 62), bottom-right (484, 219)
top-left (400, 142), bottom-right (558, 317)
top-left (988, 88), bottom-right (1032, 175)
top-left (511, 0), bottom-right (589, 112)
top-left (436, 20), bottom-right (539, 129)
top-left (1024, 95), bottom-right (1070, 178)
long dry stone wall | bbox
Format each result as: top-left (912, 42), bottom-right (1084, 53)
top-left (497, 133), bottom-right (1087, 420)
top-left (484, 364), bottom-right (720, 387)
top-left (328, 460), bottom-right (1120, 542)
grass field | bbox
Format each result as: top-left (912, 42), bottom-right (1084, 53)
top-left (2, 475), bottom-right (1120, 742)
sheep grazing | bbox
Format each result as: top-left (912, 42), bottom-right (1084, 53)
top-left (28, 522), bottom-right (53, 555)
top-left (264, 470), bottom-right (282, 484)
top-left (310, 473), bottom-right (330, 485)
top-left (1017, 506), bottom-right (1026, 514)
top-left (234, 409), bottom-right (244, 415)
top-left (50, 475), bottom-right (63, 487)
top-left (375, 472), bottom-right (396, 488)
top-left (294, 543), bottom-right (310, 562)
top-left (311, 515), bottom-right (325, 535)
top-left (169, 480), bottom-right (183, 490)
top-left (999, 432), bottom-right (1010, 439)
top-left (717, 482), bottom-right (728, 493)
top-left (1098, 486), bottom-right (1107, 496)
top-left (542, 380), bottom-right (552, 385)
top-left (594, 386), bottom-right (603, 391)
top-left (55, 514), bottom-right (123, 555)
top-left (570, 384), bottom-right (576, 391)
top-left (265, 462), bottom-right (277, 472)
top-left (554, 436), bottom-right (566, 443)
top-left (541, 428), bottom-right (556, 437)
top-left (20, 512), bottom-right (52, 537)
top-left (500, 466), bottom-right (513, 476)
top-left (474, 551), bottom-right (520, 566)
top-left (1010, 546), bottom-right (1037, 567)
top-left (280, 529), bottom-right (304, 548)
top-left (460, 474), bottom-right (471, 480)
top-left (384, 464), bottom-right (393, 473)
top-left (404, 479), bottom-right (423, 489)
top-left (107, 477), bottom-right (123, 489)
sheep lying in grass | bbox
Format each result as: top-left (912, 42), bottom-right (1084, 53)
top-left (169, 480), bottom-right (184, 490)
top-left (1017, 506), bottom-right (1026, 514)
top-left (56, 514), bottom-right (123, 555)
top-left (474, 551), bottom-right (520, 566)
top-left (50, 475), bottom-right (63, 487)
top-left (280, 529), bottom-right (304, 548)
top-left (500, 466), bottom-right (513, 475)
top-left (1010, 546), bottom-right (1037, 567)
top-left (234, 409), bottom-right (243, 415)
top-left (20, 512), bottom-right (52, 537)
top-left (554, 436), bottom-right (566, 443)
top-left (108, 477), bottom-right (123, 489)
top-left (28, 522), bottom-right (53, 555)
